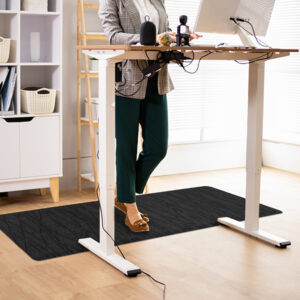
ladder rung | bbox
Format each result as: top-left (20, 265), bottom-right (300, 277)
top-left (86, 35), bottom-right (107, 41)
top-left (85, 32), bottom-right (105, 36)
top-left (81, 173), bottom-right (95, 183)
top-left (80, 32), bottom-right (107, 41)
top-left (80, 117), bottom-right (99, 126)
top-left (84, 97), bottom-right (99, 104)
top-left (82, 35), bottom-right (107, 41)
top-left (83, 4), bottom-right (99, 9)
top-left (80, 72), bottom-right (99, 78)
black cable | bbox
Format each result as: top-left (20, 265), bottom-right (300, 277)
top-left (115, 50), bottom-right (161, 97)
top-left (117, 60), bottom-right (130, 88)
top-left (178, 50), bottom-right (214, 74)
top-left (136, 60), bottom-right (143, 72)
top-left (232, 18), bottom-right (271, 48)
top-left (115, 81), bottom-right (145, 97)
top-left (116, 75), bottom-right (145, 90)
top-left (181, 50), bottom-right (195, 68)
top-left (95, 185), bottom-right (167, 300)
top-left (244, 20), bottom-right (271, 48)
top-left (115, 74), bottom-right (146, 97)
top-left (145, 50), bottom-right (152, 61)
top-left (234, 51), bottom-right (274, 64)
top-left (229, 18), bottom-right (274, 64)
top-left (95, 108), bottom-right (167, 300)
top-left (155, 49), bottom-right (211, 75)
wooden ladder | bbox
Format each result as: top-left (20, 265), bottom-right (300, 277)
top-left (77, 0), bottom-right (105, 191)
top-left (76, 0), bottom-right (149, 194)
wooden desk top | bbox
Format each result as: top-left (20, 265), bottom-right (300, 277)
top-left (77, 44), bottom-right (299, 53)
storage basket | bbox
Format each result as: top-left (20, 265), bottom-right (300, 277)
top-left (0, 37), bottom-right (10, 63)
top-left (21, 87), bottom-right (56, 114)
top-left (22, 0), bottom-right (48, 12)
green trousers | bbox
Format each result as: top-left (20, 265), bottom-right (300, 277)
top-left (115, 74), bottom-right (168, 203)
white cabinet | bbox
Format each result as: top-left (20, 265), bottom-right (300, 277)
top-left (0, 1), bottom-right (62, 201)
top-left (20, 116), bottom-right (60, 177)
top-left (0, 119), bottom-right (20, 180)
top-left (0, 116), bottom-right (60, 180)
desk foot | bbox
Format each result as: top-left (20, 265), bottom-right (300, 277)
top-left (217, 217), bottom-right (291, 248)
top-left (78, 238), bottom-right (141, 276)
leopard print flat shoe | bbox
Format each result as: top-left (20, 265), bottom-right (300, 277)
top-left (114, 196), bottom-right (150, 222)
top-left (125, 215), bottom-right (150, 232)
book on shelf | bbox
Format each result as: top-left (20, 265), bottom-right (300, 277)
top-left (0, 67), bottom-right (9, 92)
top-left (0, 66), bottom-right (16, 116)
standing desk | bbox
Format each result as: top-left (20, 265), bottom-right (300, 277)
top-left (77, 45), bottom-right (298, 276)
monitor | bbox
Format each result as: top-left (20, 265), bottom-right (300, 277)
top-left (193, 0), bottom-right (276, 47)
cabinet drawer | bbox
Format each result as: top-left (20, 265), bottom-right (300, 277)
top-left (20, 116), bottom-right (60, 178)
top-left (0, 119), bottom-right (20, 180)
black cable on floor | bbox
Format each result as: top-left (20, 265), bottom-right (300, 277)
top-left (95, 149), bottom-right (167, 299)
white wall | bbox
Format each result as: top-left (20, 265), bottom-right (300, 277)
top-left (262, 141), bottom-right (300, 174)
top-left (62, 0), bottom-right (300, 191)
top-left (61, 0), bottom-right (103, 190)
top-left (59, 0), bottom-right (260, 191)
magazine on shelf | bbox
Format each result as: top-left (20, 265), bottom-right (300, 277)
top-left (0, 66), bottom-right (17, 115)
top-left (0, 67), bottom-right (9, 93)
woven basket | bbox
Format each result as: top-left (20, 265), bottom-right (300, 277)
top-left (0, 37), bottom-right (10, 63)
top-left (21, 87), bottom-right (56, 114)
top-left (22, 0), bottom-right (48, 12)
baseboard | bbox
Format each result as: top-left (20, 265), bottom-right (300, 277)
top-left (61, 140), bottom-right (247, 190)
top-left (262, 141), bottom-right (300, 174)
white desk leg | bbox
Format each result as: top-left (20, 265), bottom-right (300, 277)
top-left (218, 62), bottom-right (291, 248)
top-left (79, 58), bottom-right (141, 276)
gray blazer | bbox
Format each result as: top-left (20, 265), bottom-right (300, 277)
top-left (98, 0), bottom-right (174, 99)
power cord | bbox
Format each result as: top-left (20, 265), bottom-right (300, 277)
top-left (100, 36), bottom-right (271, 300)
top-left (116, 75), bottom-right (146, 97)
top-left (117, 23), bottom-right (273, 96)
top-left (156, 49), bottom-right (215, 74)
top-left (230, 17), bottom-right (272, 48)
top-left (228, 18), bottom-right (274, 64)
top-left (95, 149), bottom-right (167, 300)
top-left (102, 33), bottom-right (270, 298)
top-left (234, 51), bottom-right (274, 64)
top-left (115, 54), bottom-right (161, 97)
top-left (115, 49), bottom-right (212, 96)
top-left (178, 51), bottom-right (214, 74)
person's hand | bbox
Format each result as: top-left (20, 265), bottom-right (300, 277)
top-left (166, 31), bottom-right (176, 42)
top-left (156, 31), bottom-right (176, 44)
top-left (156, 30), bottom-right (202, 45)
top-left (189, 30), bottom-right (202, 41)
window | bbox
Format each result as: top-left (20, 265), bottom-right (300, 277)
top-left (264, 0), bottom-right (300, 145)
top-left (165, 0), bottom-right (248, 144)
top-left (164, 0), bottom-right (300, 145)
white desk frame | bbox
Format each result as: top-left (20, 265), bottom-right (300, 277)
top-left (78, 46), bottom-right (293, 276)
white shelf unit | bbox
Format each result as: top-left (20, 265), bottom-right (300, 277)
top-left (0, 0), bottom-right (63, 202)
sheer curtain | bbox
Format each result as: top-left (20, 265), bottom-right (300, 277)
top-left (264, 0), bottom-right (300, 145)
top-left (164, 0), bottom-right (299, 146)
top-left (164, 0), bottom-right (248, 144)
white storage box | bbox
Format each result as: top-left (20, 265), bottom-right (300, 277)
top-left (84, 97), bottom-right (99, 122)
top-left (21, 87), bottom-right (56, 114)
top-left (0, 37), bottom-right (10, 63)
top-left (22, 0), bottom-right (48, 12)
top-left (89, 58), bottom-right (98, 72)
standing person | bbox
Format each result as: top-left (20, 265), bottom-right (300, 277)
top-left (98, 0), bottom-right (200, 232)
